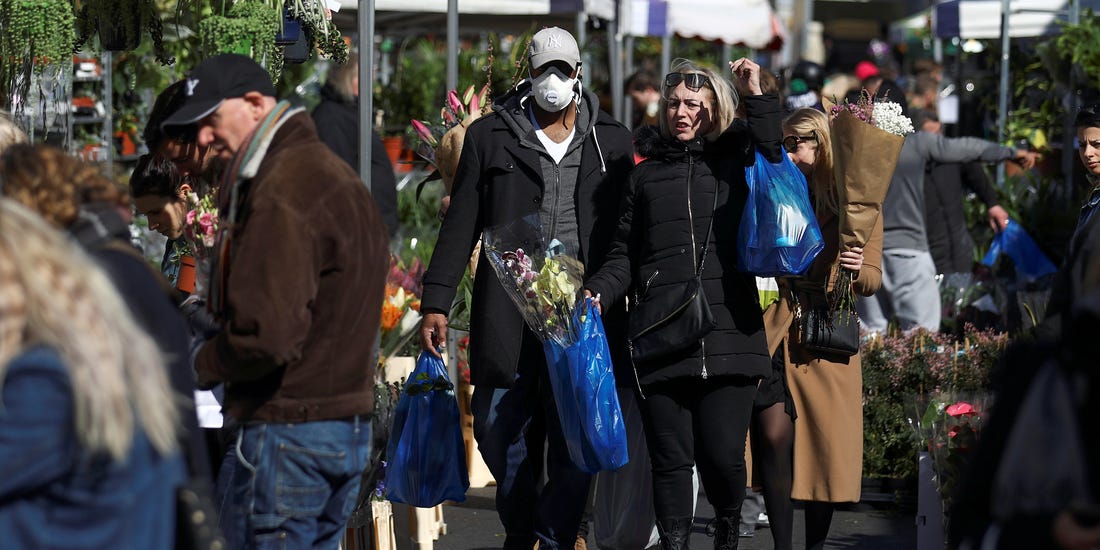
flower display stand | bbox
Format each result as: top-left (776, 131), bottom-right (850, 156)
top-left (372, 501), bottom-right (398, 550)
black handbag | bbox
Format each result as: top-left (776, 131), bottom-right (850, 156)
top-left (797, 300), bottom-right (860, 356)
top-left (628, 180), bottom-right (719, 364)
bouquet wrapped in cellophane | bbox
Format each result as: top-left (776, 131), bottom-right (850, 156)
top-left (482, 214), bottom-right (628, 472)
top-left (829, 92), bottom-right (912, 314)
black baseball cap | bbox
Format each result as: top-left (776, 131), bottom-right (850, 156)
top-left (160, 54), bottom-right (277, 131)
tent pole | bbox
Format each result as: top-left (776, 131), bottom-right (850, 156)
top-left (609, 11), bottom-right (623, 123)
top-left (624, 35), bottom-right (635, 128)
top-left (661, 33), bottom-right (672, 74)
top-left (1063, 0), bottom-right (1081, 207)
top-left (995, 0), bottom-right (1010, 188)
top-left (359, 0), bottom-right (375, 191)
top-left (447, 0), bottom-right (458, 93)
top-left (577, 12), bottom-right (591, 88)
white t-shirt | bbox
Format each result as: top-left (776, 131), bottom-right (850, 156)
top-left (529, 107), bottom-right (575, 164)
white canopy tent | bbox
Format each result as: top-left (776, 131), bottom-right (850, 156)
top-left (620, 0), bottom-right (784, 51)
top-left (345, 0), bottom-right (785, 188)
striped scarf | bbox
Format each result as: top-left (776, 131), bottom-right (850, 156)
top-left (207, 101), bottom-right (304, 318)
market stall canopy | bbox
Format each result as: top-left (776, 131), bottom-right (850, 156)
top-left (372, 0), bottom-right (614, 19)
top-left (620, 0), bottom-right (786, 49)
top-left (934, 0), bottom-right (1098, 39)
top-left (333, 0), bottom-right (615, 36)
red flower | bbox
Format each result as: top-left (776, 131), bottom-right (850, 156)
top-left (945, 401), bottom-right (976, 417)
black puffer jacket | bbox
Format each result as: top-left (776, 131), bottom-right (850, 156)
top-left (586, 94), bottom-right (784, 386)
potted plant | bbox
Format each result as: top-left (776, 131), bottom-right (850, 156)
top-left (0, 0), bottom-right (75, 102)
top-left (197, 0), bottom-right (281, 80)
top-left (73, 0), bottom-right (173, 63)
top-left (286, 0), bottom-right (348, 63)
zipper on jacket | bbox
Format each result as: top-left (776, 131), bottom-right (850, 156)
top-left (547, 164), bottom-right (561, 240)
top-left (628, 341), bottom-right (647, 400)
top-left (687, 154), bottom-right (698, 269)
top-left (701, 340), bottom-right (709, 379)
top-left (686, 153), bottom-right (707, 379)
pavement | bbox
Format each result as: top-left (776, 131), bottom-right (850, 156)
top-left (392, 486), bottom-right (917, 550)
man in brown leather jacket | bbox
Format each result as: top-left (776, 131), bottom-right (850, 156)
top-left (162, 54), bottom-right (389, 550)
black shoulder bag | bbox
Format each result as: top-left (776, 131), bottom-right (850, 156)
top-left (628, 180), bottom-right (720, 363)
top-left (793, 285), bottom-right (860, 357)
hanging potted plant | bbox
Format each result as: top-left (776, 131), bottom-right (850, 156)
top-left (197, 0), bottom-right (282, 80)
top-left (287, 0), bottom-right (348, 63)
top-left (0, 0), bottom-right (75, 75)
top-left (0, 0), bottom-right (75, 114)
top-left (73, 0), bottom-right (174, 64)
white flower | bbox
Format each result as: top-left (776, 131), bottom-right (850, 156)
top-left (871, 101), bottom-right (915, 136)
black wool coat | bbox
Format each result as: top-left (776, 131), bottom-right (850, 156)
top-left (585, 94), bottom-right (785, 386)
top-left (420, 87), bottom-right (635, 389)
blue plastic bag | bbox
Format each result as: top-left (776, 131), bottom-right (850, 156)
top-left (384, 350), bottom-right (469, 507)
top-left (542, 300), bottom-right (629, 473)
top-left (981, 220), bottom-right (1058, 282)
top-left (737, 150), bottom-right (825, 276)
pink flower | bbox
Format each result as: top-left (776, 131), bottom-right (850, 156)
top-left (186, 210), bottom-right (197, 225)
top-left (205, 225), bottom-right (216, 237)
top-left (945, 402), bottom-right (976, 417)
top-left (198, 212), bottom-right (215, 229)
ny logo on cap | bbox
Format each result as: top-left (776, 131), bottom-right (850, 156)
top-left (545, 34), bottom-right (562, 49)
top-left (185, 78), bottom-right (200, 97)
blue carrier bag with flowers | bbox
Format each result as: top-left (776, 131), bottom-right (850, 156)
top-left (541, 299), bottom-right (629, 473)
top-left (384, 350), bottom-right (469, 507)
top-left (737, 149), bottom-right (825, 276)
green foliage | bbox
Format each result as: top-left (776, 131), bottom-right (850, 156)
top-left (395, 177), bottom-right (442, 267)
top-left (74, 0), bottom-right (174, 64)
top-left (964, 167), bottom-right (1080, 267)
top-left (197, 0), bottom-right (280, 81)
top-left (861, 327), bottom-right (1007, 480)
top-left (632, 36), bottom-right (751, 73)
top-left (1056, 9), bottom-right (1100, 92)
top-left (0, 0), bottom-right (75, 87)
top-left (374, 31), bottom-right (534, 138)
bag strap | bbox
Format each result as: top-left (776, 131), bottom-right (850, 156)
top-left (695, 178), bottom-right (721, 275)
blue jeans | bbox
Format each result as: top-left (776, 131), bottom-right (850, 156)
top-left (471, 332), bottom-right (591, 549)
top-left (215, 417), bottom-right (370, 550)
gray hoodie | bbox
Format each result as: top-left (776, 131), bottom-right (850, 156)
top-left (884, 131), bottom-right (1015, 251)
top-left (492, 81), bottom-right (605, 257)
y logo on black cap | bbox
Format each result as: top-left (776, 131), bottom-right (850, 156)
top-left (185, 78), bottom-right (200, 97)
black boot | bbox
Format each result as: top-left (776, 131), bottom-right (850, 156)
top-left (656, 517), bottom-right (693, 550)
top-left (712, 511), bottom-right (740, 550)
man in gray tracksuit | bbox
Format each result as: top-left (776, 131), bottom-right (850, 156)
top-left (857, 128), bottom-right (1038, 333)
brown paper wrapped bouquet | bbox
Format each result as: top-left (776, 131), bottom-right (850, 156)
top-left (828, 94), bottom-right (911, 312)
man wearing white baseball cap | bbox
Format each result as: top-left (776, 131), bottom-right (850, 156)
top-left (418, 27), bottom-right (635, 549)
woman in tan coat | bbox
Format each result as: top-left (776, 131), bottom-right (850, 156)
top-left (753, 107), bottom-right (883, 549)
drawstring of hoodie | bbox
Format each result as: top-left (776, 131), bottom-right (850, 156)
top-left (593, 126), bottom-right (607, 174)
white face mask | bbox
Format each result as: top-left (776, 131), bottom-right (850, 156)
top-left (531, 67), bottom-right (579, 112)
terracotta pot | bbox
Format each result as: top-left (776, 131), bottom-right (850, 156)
top-left (177, 255), bottom-right (196, 293)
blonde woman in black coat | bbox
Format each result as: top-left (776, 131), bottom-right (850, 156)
top-left (586, 57), bottom-right (784, 550)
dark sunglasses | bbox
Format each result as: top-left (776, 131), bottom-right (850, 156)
top-left (664, 72), bottom-right (711, 92)
top-left (782, 131), bottom-right (817, 153)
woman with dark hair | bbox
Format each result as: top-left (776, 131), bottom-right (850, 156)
top-left (130, 154), bottom-right (196, 288)
top-left (585, 57), bottom-right (783, 549)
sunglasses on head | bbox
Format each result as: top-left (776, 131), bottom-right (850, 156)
top-left (665, 72), bottom-right (711, 92)
top-left (782, 130), bottom-right (817, 153)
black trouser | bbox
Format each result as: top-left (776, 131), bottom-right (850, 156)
top-left (639, 375), bottom-right (757, 519)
